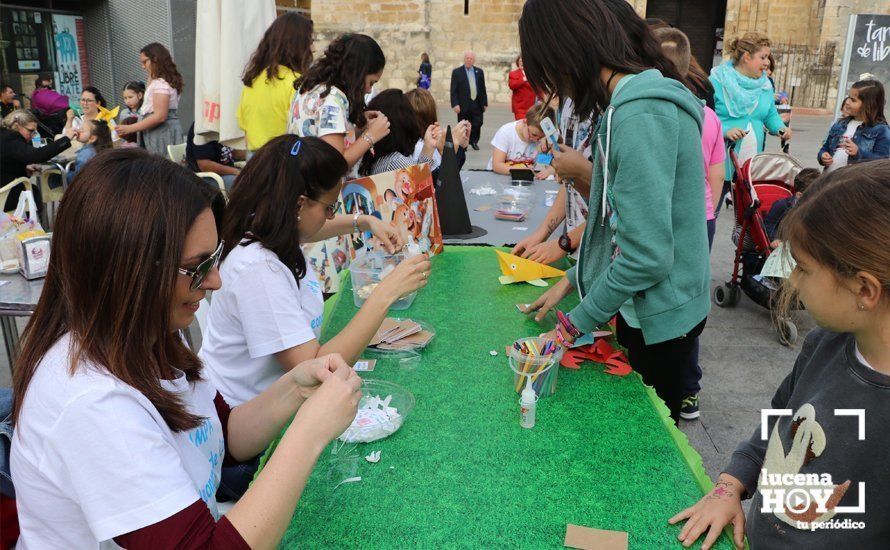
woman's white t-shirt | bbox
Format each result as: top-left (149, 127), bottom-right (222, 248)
top-left (200, 241), bottom-right (324, 406)
top-left (11, 333), bottom-right (223, 548)
top-left (487, 120), bottom-right (537, 170)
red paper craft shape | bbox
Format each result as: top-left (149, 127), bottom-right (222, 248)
top-left (561, 339), bottom-right (632, 377)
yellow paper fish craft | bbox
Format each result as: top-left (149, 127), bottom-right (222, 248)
top-left (495, 250), bottom-right (565, 287)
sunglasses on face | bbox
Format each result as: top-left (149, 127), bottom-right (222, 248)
top-left (177, 241), bottom-right (224, 291)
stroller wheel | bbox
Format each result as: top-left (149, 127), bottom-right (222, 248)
top-left (713, 284), bottom-right (741, 308)
top-left (777, 319), bottom-right (798, 347)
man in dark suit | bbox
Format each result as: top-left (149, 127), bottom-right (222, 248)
top-left (450, 51), bottom-right (487, 150)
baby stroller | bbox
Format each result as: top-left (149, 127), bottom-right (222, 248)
top-left (712, 145), bottom-right (805, 345)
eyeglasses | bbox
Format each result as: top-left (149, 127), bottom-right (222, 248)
top-left (315, 197), bottom-right (341, 219)
top-left (177, 241), bottom-right (224, 291)
top-left (80, 98), bottom-right (96, 104)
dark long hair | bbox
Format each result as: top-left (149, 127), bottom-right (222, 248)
top-left (242, 12), bottom-right (314, 86)
top-left (141, 42), bottom-right (184, 93)
top-left (82, 86), bottom-right (107, 108)
top-left (851, 79), bottom-right (886, 126)
top-left (221, 136), bottom-right (348, 282)
top-left (295, 34), bottom-right (385, 128)
top-left (519, 0), bottom-right (684, 121)
top-left (13, 149), bottom-right (223, 431)
top-left (358, 89), bottom-right (420, 176)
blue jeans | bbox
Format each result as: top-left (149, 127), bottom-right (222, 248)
top-left (217, 455), bottom-right (261, 502)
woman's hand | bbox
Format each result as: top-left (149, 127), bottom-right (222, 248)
top-left (63, 126), bottom-right (77, 140)
top-left (842, 136), bottom-right (858, 157)
top-left (526, 276), bottom-right (573, 322)
top-left (66, 109), bottom-right (75, 121)
top-left (551, 146), bottom-right (591, 183)
top-left (820, 151), bottom-right (834, 166)
top-left (291, 361), bottom-right (362, 445)
top-left (525, 240), bottom-right (567, 265)
top-left (512, 232), bottom-right (546, 257)
top-left (289, 353), bottom-right (353, 400)
top-left (364, 110), bottom-right (391, 143)
top-left (374, 254), bottom-right (432, 305)
top-left (779, 127), bottom-right (793, 141)
top-left (363, 215), bottom-right (402, 253)
top-left (423, 123), bottom-right (440, 149)
top-left (668, 474), bottom-right (747, 550)
top-left (724, 128), bottom-right (747, 142)
top-left (116, 124), bottom-right (134, 137)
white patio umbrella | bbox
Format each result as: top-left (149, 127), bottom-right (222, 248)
top-left (193, 0), bottom-right (276, 147)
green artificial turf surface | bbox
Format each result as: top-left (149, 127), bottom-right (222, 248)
top-left (261, 246), bottom-right (732, 549)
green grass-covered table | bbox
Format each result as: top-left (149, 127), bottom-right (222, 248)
top-left (260, 246), bottom-right (731, 549)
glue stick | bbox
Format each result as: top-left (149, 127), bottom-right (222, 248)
top-left (519, 377), bottom-right (537, 429)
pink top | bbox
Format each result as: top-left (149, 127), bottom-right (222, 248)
top-left (701, 106), bottom-right (725, 220)
top-left (140, 78), bottom-right (180, 115)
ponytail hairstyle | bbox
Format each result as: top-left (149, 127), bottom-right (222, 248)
top-left (13, 149), bottom-right (223, 431)
top-left (140, 42), bottom-right (184, 93)
top-left (725, 32), bottom-right (771, 66)
top-left (86, 119), bottom-right (114, 151)
top-left (295, 33), bottom-right (386, 128)
top-left (776, 160), bottom-right (890, 321)
top-left (242, 12), bottom-right (314, 86)
top-left (518, 0), bottom-right (685, 121)
top-left (525, 102), bottom-right (556, 131)
top-left (221, 136), bottom-right (348, 281)
top-left (850, 79), bottom-right (886, 126)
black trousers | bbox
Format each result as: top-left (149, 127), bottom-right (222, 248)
top-left (616, 314), bottom-right (707, 425)
top-left (458, 101), bottom-right (484, 146)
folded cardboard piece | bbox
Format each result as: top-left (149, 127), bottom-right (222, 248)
top-left (370, 318), bottom-right (434, 351)
top-left (564, 524), bottom-right (628, 550)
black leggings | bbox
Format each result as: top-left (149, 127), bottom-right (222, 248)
top-left (616, 314), bottom-right (707, 425)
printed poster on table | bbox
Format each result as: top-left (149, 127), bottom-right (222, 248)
top-left (51, 14), bottom-right (85, 98)
top-left (304, 163), bottom-right (443, 293)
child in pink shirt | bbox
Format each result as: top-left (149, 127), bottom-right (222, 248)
top-left (702, 105), bottom-right (725, 249)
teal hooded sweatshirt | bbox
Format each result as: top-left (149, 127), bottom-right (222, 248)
top-left (566, 69), bottom-right (711, 345)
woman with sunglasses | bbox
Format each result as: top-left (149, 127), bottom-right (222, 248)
top-left (11, 148), bottom-right (362, 548)
top-left (199, 135), bottom-right (430, 499)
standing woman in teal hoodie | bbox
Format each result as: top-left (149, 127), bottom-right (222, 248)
top-left (710, 33), bottom-right (791, 187)
top-left (521, 0), bottom-right (711, 424)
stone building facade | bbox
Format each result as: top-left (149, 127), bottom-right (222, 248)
top-left (278, 0), bottom-right (889, 110)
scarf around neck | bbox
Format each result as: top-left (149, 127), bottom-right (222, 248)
top-left (711, 60), bottom-right (772, 119)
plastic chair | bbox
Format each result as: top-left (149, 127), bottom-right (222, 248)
top-left (196, 172), bottom-right (228, 201)
top-left (167, 143), bottom-right (187, 165)
top-left (39, 167), bottom-right (72, 229)
top-left (1, 177), bottom-right (33, 215)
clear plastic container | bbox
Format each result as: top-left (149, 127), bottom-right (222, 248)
top-left (507, 337), bottom-right (564, 398)
top-left (337, 379), bottom-right (416, 443)
top-left (495, 194), bottom-right (533, 222)
top-left (351, 250), bottom-right (417, 310)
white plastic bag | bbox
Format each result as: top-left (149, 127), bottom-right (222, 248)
top-left (737, 123), bottom-right (758, 167)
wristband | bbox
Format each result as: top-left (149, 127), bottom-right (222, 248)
top-left (361, 133), bottom-right (376, 156)
top-left (556, 310), bottom-right (582, 339)
top-left (353, 212), bottom-right (362, 234)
